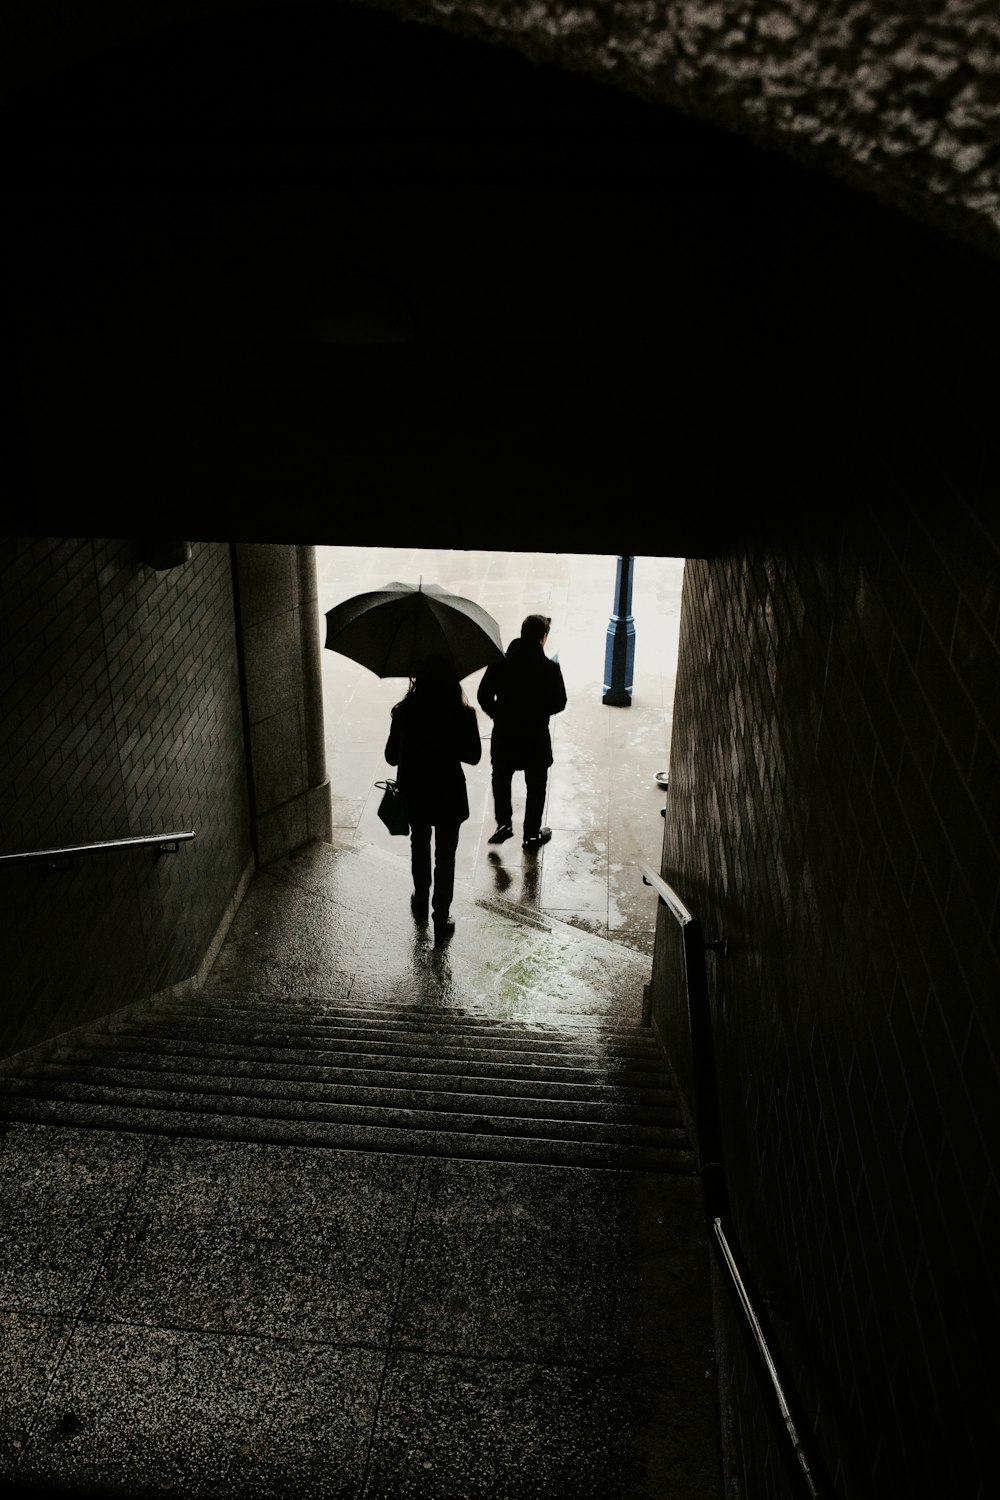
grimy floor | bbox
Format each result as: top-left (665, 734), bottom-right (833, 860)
top-left (316, 547), bottom-right (685, 955)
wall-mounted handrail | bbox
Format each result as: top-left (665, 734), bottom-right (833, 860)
top-left (641, 859), bottom-right (829, 1500)
top-left (640, 861), bottom-right (727, 1219)
top-left (0, 831), bottom-right (196, 869)
top-left (714, 1217), bottom-right (826, 1499)
top-left (640, 861), bottom-right (696, 927)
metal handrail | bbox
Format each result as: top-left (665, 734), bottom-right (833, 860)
top-left (639, 861), bottom-right (696, 927)
top-left (0, 831), bottom-right (196, 869)
top-left (714, 1217), bottom-right (826, 1498)
top-left (639, 861), bottom-right (727, 1218)
top-left (641, 860), bottom-right (829, 1500)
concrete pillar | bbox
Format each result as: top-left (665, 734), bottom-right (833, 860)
top-left (233, 542), bottom-right (332, 865)
top-left (296, 546), bottom-right (328, 794)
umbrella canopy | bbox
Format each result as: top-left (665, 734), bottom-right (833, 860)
top-left (324, 580), bottom-right (505, 680)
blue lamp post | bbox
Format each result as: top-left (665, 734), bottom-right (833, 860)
top-left (602, 554), bottom-right (635, 706)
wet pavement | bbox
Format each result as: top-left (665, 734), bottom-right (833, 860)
top-left (316, 547), bottom-right (685, 956)
top-left (208, 838), bottom-right (659, 1033)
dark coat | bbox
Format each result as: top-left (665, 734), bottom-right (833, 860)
top-left (384, 697), bottom-right (482, 825)
top-left (476, 638), bottom-right (567, 768)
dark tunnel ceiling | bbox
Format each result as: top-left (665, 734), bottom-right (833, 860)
top-left (3, 1), bottom-right (998, 555)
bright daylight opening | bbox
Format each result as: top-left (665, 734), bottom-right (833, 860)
top-left (315, 548), bottom-right (685, 953)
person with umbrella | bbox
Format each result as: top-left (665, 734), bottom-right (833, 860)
top-left (384, 654), bottom-right (483, 940)
top-left (325, 578), bottom-right (501, 937)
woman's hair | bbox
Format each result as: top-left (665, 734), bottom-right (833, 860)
top-left (396, 654), bottom-right (468, 710)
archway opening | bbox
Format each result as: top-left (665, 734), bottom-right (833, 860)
top-left (315, 545), bottom-right (685, 953)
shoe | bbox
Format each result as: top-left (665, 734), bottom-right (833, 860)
top-left (432, 915), bottom-right (455, 942)
top-left (411, 893), bottom-right (429, 922)
top-left (522, 828), bottom-right (552, 849)
top-left (488, 824), bottom-right (514, 844)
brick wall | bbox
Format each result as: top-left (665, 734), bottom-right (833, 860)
top-left (0, 539), bottom-right (252, 1058)
top-left (656, 500), bottom-right (998, 1497)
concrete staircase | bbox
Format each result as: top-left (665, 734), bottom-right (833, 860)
top-left (0, 843), bottom-right (723, 1500)
top-left (0, 989), bottom-right (694, 1174)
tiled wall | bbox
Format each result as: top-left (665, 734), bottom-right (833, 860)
top-left (0, 539), bottom-right (252, 1058)
top-left (657, 500), bottom-right (998, 1497)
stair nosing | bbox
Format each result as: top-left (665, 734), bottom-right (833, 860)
top-left (0, 1097), bottom-right (696, 1171)
top-left (0, 1078), bottom-right (688, 1146)
top-left (28, 1047), bottom-right (678, 1105)
top-left (48, 1034), bottom-right (669, 1084)
top-left (105, 1024), bottom-right (667, 1066)
top-left (172, 993), bottom-right (657, 1035)
top-left (143, 1012), bottom-right (664, 1053)
top-left (12, 1063), bottom-right (682, 1122)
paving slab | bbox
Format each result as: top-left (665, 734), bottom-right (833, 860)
top-left (393, 1161), bottom-right (713, 1370)
top-left (0, 1124), bottom-right (151, 1318)
top-left (539, 829), bottom-right (610, 916)
top-left (16, 1323), bottom-right (381, 1500)
top-left (0, 1311), bottom-right (74, 1467)
top-left (364, 1351), bottom-right (721, 1500)
top-left (85, 1137), bottom-right (422, 1343)
top-left (544, 757), bottom-right (612, 834)
top-left (207, 862), bottom-right (384, 987)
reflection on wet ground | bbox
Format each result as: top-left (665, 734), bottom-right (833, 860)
top-left (214, 838), bottom-right (655, 1035)
top-left (316, 546), bottom-right (684, 955)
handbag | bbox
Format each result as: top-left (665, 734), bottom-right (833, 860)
top-left (375, 778), bottom-right (410, 836)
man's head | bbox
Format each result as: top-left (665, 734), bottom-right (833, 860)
top-left (520, 613), bottom-right (551, 644)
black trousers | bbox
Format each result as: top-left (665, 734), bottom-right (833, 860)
top-left (409, 819), bottom-right (461, 919)
top-left (491, 760), bottom-right (549, 838)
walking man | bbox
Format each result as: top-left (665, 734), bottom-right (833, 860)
top-left (477, 613), bottom-right (567, 849)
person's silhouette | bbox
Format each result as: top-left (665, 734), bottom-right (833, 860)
top-left (477, 613), bottom-right (567, 849)
top-left (385, 655), bottom-right (482, 939)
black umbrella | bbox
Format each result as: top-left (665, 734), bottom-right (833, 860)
top-left (324, 580), bottom-right (505, 680)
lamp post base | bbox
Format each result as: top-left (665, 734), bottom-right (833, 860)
top-left (602, 620), bottom-right (635, 706)
top-left (602, 554), bottom-right (635, 707)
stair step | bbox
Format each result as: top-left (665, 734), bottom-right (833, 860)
top-left (0, 1077), bottom-right (686, 1148)
top-left (106, 1019), bottom-right (668, 1067)
top-left (146, 1004), bottom-right (663, 1052)
top-left (151, 994), bottom-right (661, 1045)
top-left (0, 1094), bottom-right (696, 1173)
top-left (51, 1032), bottom-right (670, 1086)
top-left (38, 1045), bottom-right (680, 1107)
top-left (14, 1062), bottom-right (682, 1126)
